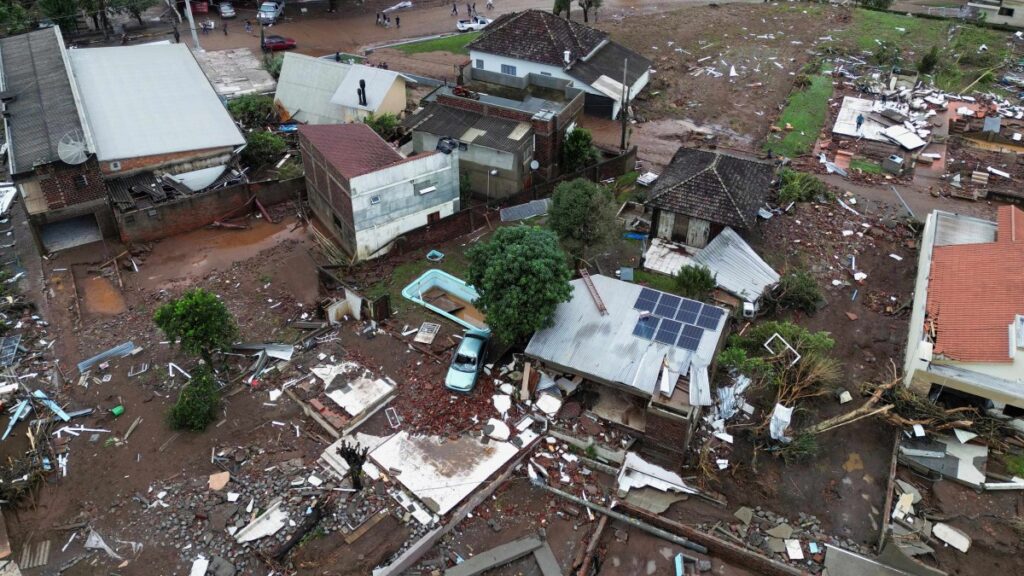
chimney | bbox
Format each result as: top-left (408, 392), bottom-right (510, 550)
top-left (563, 50), bottom-right (571, 65)
top-left (359, 79), bottom-right (367, 106)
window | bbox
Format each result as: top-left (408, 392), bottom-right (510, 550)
top-left (109, 161), bottom-right (121, 171)
top-left (475, 59), bottom-right (484, 69)
top-left (501, 64), bottom-right (517, 76)
top-left (370, 195), bottom-right (381, 205)
top-left (458, 142), bottom-right (468, 151)
top-left (540, 71), bottom-right (552, 76)
top-left (414, 181), bottom-right (437, 195)
top-left (332, 213), bottom-right (343, 231)
top-left (73, 174), bottom-right (88, 189)
top-left (999, 6), bottom-right (1015, 15)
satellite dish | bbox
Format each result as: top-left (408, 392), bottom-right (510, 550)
top-left (529, 160), bottom-right (540, 170)
top-left (57, 129), bottom-right (88, 165)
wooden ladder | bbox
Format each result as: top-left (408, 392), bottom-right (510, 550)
top-left (578, 268), bottom-right (608, 315)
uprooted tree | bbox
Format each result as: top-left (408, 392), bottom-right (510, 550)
top-left (336, 440), bottom-right (370, 491)
top-left (467, 226), bottom-right (573, 344)
top-left (675, 264), bottom-right (716, 301)
top-left (154, 288), bottom-right (239, 365)
top-left (227, 94), bottom-right (275, 130)
top-left (549, 178), bottom-right (618, 261)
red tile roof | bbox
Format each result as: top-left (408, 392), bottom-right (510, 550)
top-left (927, 205), bottom-right (1024, 362)
top-left (298, 123), bottom-right (404, 180)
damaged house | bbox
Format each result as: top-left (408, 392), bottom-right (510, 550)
top-left (904, 206), bottom-right (1024, 423)
top-left (0, 27), bottom-right (246, 251)
top-left (525, 274), bottom-right (730, 464)
top-left (466, 10), bottom-right (650, 119)
top-left (645, 147), bottom-right (775, 249)
top-left (298, 123), bottom-right (460, 260)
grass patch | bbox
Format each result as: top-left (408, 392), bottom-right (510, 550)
top-left (634, 270), bottom-right (681, 295)
top-left (764, 75), bottom-right (833, 158)
top-left (363, 244), bottom-right (474, 313)
top-left (395, 32), bottom-right (480, 55)
top-left (842, 10), bottom-right (950, 55)
top-left (850, 158), bottom-right (883, 174)
top-left (1006, 454), bottom-right (1024, 477)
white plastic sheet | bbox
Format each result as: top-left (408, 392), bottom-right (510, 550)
top-left (769, 403), bottom-right (794, 443)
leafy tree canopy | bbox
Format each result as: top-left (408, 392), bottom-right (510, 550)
top-left (241, 131), bottom-right (287, 168)
top-left (227, 94), bottom-right (275, 130)
top-left (154, 288), bottom-right (238, 363)
top-left (549, 178), bottom-right (617, 259)
top-left (168, 365), bottom-right (221, 431)
top-left (562, 128), bottom-right (600, 173)
top-left (467, 227), bottom-right (572, 343)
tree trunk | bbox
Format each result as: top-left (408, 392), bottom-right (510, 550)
top-left (581, 5), bottom-right (589, 22)
top-left (348, 468), bottom-right (363, 491)
top-left (134, 10), bottom-right (144, 27)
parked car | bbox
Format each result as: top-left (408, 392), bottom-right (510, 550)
top-left (444, 329), bottom-right (490, 393)
top-left (218, 2), bottom-right (236, 18)
top-left (456, 15), bottom-right (492, 32)
top-left (262, 35), bottom-right (296, 51)
top-left (257, 1), bottom-right (284, 24)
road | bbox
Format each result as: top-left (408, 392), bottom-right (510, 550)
top-left (172, 0), bottom-right (764, 57)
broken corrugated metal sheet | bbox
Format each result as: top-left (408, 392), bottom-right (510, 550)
top-left (76, 341), bottom-right (135, 373)
top-left (692, 227), bottom-right (780, 304)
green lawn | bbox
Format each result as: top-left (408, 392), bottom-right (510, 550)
top-left (363, 245), bottom-right (474, 316)
top-left (633, 270), bottom-right (681, 295)
top-left (850, 158), bottom-right (883, 174)
top-left (764, 75), bottom-right (834, 159)
top-left (394, 32), bottom-right (481, 55)
top-left (841, 10), bottom-right (949, 54)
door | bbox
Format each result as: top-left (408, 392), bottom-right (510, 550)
top-left (686, 218), bottom-right (710, 248)
top-left (40, 214), bottom-right (103, 253)
top-left (427, 211), bottom-right (441, 224)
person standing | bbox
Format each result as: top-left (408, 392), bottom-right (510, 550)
top-left (486, 0), bottom-right (493, 9)
top-left (395, 16), bottom-right (400, 28)
top-left (451, 2), bottom-right (457, 15)
top-left (223, 21), bottom-right (228, 35)
top-left (245, 19), bottom-right (252, 34)
top-left (173, 28), bottom-right (180, 43)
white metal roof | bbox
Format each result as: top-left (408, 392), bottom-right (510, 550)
top-left (693, 227), bottom-right (780, 303)
top-left (330, 64), bottom-right (402, 112)
top-left (524, 274), bottom-right (727, 396)
top-left (68, 44), bottom-right (243, 162)
top-left (274, 53), bottom-right (352, 124)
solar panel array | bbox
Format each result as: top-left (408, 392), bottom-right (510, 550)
top-left (631, 288), bottom-right (725, 352)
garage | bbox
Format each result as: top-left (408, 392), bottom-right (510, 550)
top-left (583, 93), bottom-right (615, 118)
top-left (40, 214), bottom-right (103, 253)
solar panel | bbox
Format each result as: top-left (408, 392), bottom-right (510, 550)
top-left (634, 288), bottom-right (659, 312)
top-left (632, 316), bottom-right (659, 340)
top-left (655, 294), bottom-right (682, 317)
top-left (675, 300), bottom-right (701, 324)
top-left (678, 324), bottom-right (704, 351)
top-left (696, 306), bottom-right (725, 330)
top-left (655, 319), bottom-right (682, 345)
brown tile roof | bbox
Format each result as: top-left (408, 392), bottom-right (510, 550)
top-left (298, 123), bottom-right (404, 180)
top-left (645, 148), bottom-right (775, 229)
top-left (467, 10), bottom-right (607, 69)
top-left (927, 205), bottom-right (1024, 363)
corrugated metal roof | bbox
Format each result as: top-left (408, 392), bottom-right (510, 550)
top-left (933, 210), bottom-right (997, 246)
top-left (331, 65), bottom-right (402, 112)
top-left (524, 274), bottom-right (727, 396)
top-left (275, 53), bottom-right (352, 124)
top-left (693, 227), bottom-right (780, 303)
top-left (68, 44), bottom-right (244, 162)
top-left (0, 27), bottom-right (86, 175)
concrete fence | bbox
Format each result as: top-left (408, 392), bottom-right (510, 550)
top-left (113, 177), bottom-right (304, 243)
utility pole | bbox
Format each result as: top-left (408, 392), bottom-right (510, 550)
top-left (619, 58), bottom-right (629, 151)
top-left (184, 0), bottom-right (202, 51)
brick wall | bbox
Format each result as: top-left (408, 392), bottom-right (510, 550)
top-left (37, 160), bottom-right (107, 210)
top-left (390, 205), bottom-right (495, 256)
top-left (113, 178), bottom-right (304, 243)
top-left (100, 146), bottom-right (236, 176)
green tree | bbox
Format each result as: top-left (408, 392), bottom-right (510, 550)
top-left (675, 264), bottom-right (716, 300)
top-left (765, 270), bottom-right (824, 315)
top-left (227, 94), bottom-right (275, 129)
top-left (363, 112), bottom-right (400, 142)
top-left (549, 178), bottom-right (617, 260)
top-left (918, 46), bottom-right (940, 75)
top-left (858, 0), bottom-right (893, 8)
top-left (108, 0), bottom-right (158, 26)
top-left (467, 227), bottom-right (572, 343)
top-left (242, 131), bottom-right (287, 168)
top-left (38, 0), bottom-right (78, 32)
top-left (553, 0), bottom-right (570, 18)
top-left (778, 169), bottom-right (830, 204)
top-left (0, 1), bottom-right (30, 35)
top-left (154, 288), bottom-right (239, 365)
top-left (562, 128), bottom-right (599, 173)
top-left (168, 365), bottom-right (220, 431)
top-left (577, 0), bottom-right (601, 22)
top-left (263, 53), bottom-right (284, 78)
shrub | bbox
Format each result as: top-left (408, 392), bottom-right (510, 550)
top-left (364, 113), bottom-right (400, 142)
top-left (549, 179), bottom-right (617, 259)
top-left (263, 53), bottom-right (284, 78)
top-left (168, 366), bottom-right (220, 431)
top-left (872, 40), bottom-right (901, 68)
top-left (778, 169), bottom-right (830, 204)
top-left (154, 288), bottom-right (239, 364)
top-left (675, 264), bottom-right (716, 300)
top-left (227, 95), bottom-right (275, 129)
top-left (562, 129), bottom-right (600, 173)
top-left (918, 46), bottom-right (940, 75)
top-left (767, 270), bottom-right (824, 314)
top-left (277, 160), bottom-right (304, 180)
top-left (242, 131), bottom-right (287, 168)
top-left (728, 320), bottom-right (835, 357)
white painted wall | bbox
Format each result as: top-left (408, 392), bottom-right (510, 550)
top-left (469, 50), bottom-right (567, 81)
top-left (354, 201), bottom-right (457, 259)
